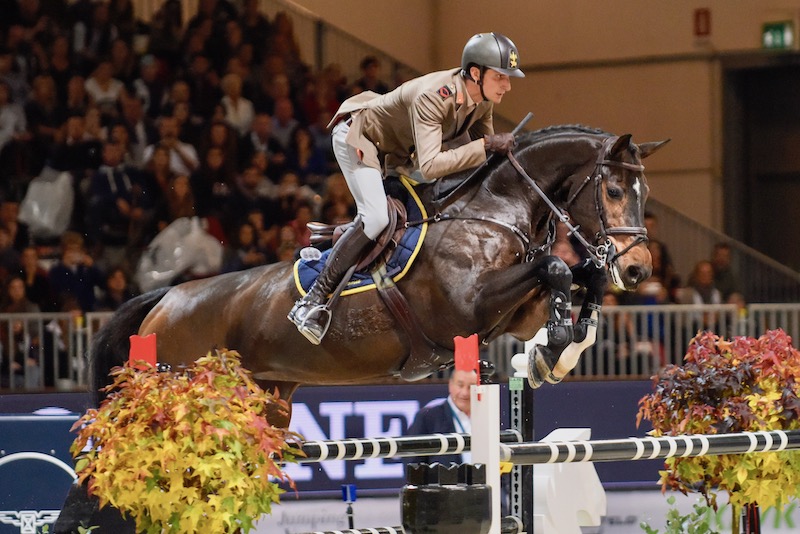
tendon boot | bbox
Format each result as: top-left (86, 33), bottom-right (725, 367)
top-left (288, 223), bottom-right (373, 344)
top-left (529, 290), bottom-right (574, 388)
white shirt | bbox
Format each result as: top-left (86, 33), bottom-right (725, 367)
top-left (447, 396), bottom-right (471, 463)
top-left (142, 142), bottom-right (199, 176)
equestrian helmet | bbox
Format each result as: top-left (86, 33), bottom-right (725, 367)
top-left (461, 32), bottom-right (525, 78)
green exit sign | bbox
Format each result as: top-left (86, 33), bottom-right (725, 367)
top-left (762, 21), bottom-right (795, 49)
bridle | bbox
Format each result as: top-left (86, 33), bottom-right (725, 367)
top-left (408, 135), bottom-right (648, 269)
top-left (506, 135), bottom-right (648, 269)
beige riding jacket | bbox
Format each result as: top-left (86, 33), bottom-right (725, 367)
top-left (329, 68), bottom-right (494, 181)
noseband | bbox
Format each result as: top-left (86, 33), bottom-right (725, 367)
top-left (507, 135), bottom-right (648, 269)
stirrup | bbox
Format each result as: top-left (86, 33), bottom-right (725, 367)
top-left (295, 304), bottom-right (333, 345)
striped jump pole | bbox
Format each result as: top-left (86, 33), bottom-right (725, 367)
top-left (298, 429), bottom-right (522, 463)
top-left (500, 429), bottom-right (800, 466)
top-left (296, 528), bottom-right (404, 534)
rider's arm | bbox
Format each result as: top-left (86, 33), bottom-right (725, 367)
top-left (410, 91), bottom-right (487, 181)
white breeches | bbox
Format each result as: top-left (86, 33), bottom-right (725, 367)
top-left (331, 120), bottom-right (390, 240)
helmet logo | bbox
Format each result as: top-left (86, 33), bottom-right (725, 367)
top-left (509, 50), bottom-right (518, 69)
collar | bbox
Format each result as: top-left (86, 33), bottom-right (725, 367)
top-left (452, 69), bottom-right (480, 109)
top-left (446, 396), bottom-right (471, 433)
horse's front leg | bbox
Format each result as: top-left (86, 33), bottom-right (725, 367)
top-left (473, 255), bottom-right (575, 386)
top-left (544, 259), bottom-right (609, 381)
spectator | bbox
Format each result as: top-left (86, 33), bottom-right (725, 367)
top-left (191, 145), bottom-right (235, 219)
top-left (320, 172), bottom-right (356, 225)
top-left (108, 38), bottom-right (136, 87)
top-left (199, 119), bottom-right (238, 176)
top-left (684, 260), bottom-right (723, 305)
top-left (226, 165), bottom-right (274, 228)
top-left (95, 266), bottom-right (135, 311)
top-left (72, 1), bottom-right (118, 73)
top-left (108, 0), bottom-right (136, 44)
top-left (273, 170), bottom-right (317, 226)
top-left (551, 239), bottom-right (580, 267)
top-left (154, 174), bottom-right (196, 232)
top-left (0, 45), bottom-right (29, 106)
top-left (0, 275), bottom-right (42, 389)
top-left (17, 246), bottom-right (52, 311)
top-left (0, 79), bottom-right (30, 182)
top-left (644, 211), bottom-right (675, 279)
top-left (286, 201), bottom-right (313, 248)
top-left (239, 0), bottom-right (272, 63)
top-left (270, 96), bottom-right (298, 151)
top-left (648, 240), bottom-right (681, 303)
top-left (711, 242), bottom-right (740, 300)
top-left (238, 111), bottom-right (286, 177)
top-left (132, 54), bottom-right (167, 120)
top-left (147, 0), bottom-right (183, 69)
top-left (85, 141), bottom-right (147, 270)
top-left (0, 199), bottom-right (28, 251)
top-left (47, 231), bottom-right (105, 312)
top-left (47, 113), bottom-right (103, 179)
top-left (64, 74), bottom-right (90, 116)
top-left (0, 226), bottom-right (22, 288)
top-left (220, 71), bottom-right (255, 136)
top-left (351, 55), bottom-right (390, 95)
top-left (42, 35), bottom-right (75, 108)
top-left (185, 52), bottom-right (220, 122)
top-left (142, 115), bottom-right (200, 175)
top-left (24, 74), bottom-right (63, 175)
top-left (286, 125), bottom-right (328, 188)
top-left (221, 221), bottom-right (273, 273)
top-left (84, 59), bottom-right (125, 121)
top-left (83, 106), bottom-right (106, 142)
top-left (405, 368), bottom-right (477, 465)
top-left (274, 223), bottom-right (300, 262)
top-left (118, 93), bottom-right (157, 169)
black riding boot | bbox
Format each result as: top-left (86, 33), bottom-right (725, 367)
top-left (288, 223), bottom-right (373, 344)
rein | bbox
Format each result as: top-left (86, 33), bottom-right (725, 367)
top-left (407, 134), bottom-right (648, 269)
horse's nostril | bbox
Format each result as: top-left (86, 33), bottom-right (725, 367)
top-left (626, 265), bottom-right (646, 284)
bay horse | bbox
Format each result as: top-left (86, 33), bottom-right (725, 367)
top-left (91, 125), bottom-right (668, 425)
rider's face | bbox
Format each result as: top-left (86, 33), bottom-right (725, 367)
top-left (481, 69), bottom-right (512, 104)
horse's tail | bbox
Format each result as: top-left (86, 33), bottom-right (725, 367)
top-left (90, 286), bottom-right (171, 405)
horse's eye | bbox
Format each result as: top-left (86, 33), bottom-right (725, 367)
top-left (607, 185), bottom-right (624, 200)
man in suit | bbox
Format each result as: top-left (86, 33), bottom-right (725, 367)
top-left (404, 368), bottom-right (478, 466)
top-left (289, 32), bottom-right (524, 344)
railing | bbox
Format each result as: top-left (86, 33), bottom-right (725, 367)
top-left (4, 304), bottom-right (800, 392)
top-left (646, 198), bottom-right (800, 303)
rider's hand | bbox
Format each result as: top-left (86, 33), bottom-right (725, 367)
top-left (484, 133), bottom-right (516, 155)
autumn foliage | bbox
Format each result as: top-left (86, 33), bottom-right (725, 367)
top-left (637, 329), bottom-right (800, 511)
top-left (70, 349), bottom-right (302, 534)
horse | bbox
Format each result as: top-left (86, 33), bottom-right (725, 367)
top-left (91, 125), bottom-right (668, 426)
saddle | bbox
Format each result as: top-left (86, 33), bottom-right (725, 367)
top-left (303, 188), bottom-right (453, 381)
top-left (307, 196), bottom-right (408, 272)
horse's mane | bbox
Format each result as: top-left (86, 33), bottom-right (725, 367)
top-left (520, 124), bottom-right (611, 144)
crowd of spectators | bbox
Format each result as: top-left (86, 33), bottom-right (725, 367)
top-left (0, 0), bottom-right (380, 320)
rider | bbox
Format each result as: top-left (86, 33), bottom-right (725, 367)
top-left (289, 32), bottom-right (525, 345)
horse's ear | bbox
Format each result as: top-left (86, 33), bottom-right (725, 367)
top-left (637, 139), bottom-right (671, 159)
top-left (609, 134), bottom-right (633, 159)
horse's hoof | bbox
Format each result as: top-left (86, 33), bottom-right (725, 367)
top-left (527, 346), bottom-right (545, 389)
top-left (528, 344), bottom-right (564, 388)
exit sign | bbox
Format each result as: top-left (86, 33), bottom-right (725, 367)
top-left (762, 20), bottom-right (795, 49)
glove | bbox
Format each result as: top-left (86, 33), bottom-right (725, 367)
top-left (484, 133), bottom-right (516, 155)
